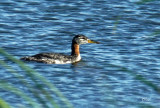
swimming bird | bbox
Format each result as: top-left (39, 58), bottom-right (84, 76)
top-left (21, 34), bottom-right (99, 64)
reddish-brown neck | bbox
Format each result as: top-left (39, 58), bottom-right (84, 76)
top-left (71, 43), bottom-right (80, 56)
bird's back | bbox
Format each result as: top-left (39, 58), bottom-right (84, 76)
top-left (21, 53), bottom-right (79, 64)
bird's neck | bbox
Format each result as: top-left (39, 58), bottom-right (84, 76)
top-left (71, 43), bottom-right (80, 56)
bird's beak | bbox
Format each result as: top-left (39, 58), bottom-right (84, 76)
top-left (88, 39), bottom-right (100, 44)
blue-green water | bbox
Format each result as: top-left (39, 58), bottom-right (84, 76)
top-left (0, 0), bottom-right (160, 108)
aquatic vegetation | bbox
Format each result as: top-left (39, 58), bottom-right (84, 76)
top-left (0, 98), bottom-right (10, 108)
top-left (150, 30), bottom-right (160, 37)
top-left (110, 64), bottom-right (160, 94)
top-left (136, 0), bottom-right (156, 4)
top-left (112, 16), bottom-right (120, 34)
top-left (0, 48), bottom-right (73, 108)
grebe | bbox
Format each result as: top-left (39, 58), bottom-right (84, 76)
top-left (21, 34), bottom-right (99, 64)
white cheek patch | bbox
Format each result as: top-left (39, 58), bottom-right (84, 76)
top-left (79, 39), bottom-right (88, 44)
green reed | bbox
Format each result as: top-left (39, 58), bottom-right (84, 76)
top-left (0, 48), bottom-right (73, 108)
top-left (136, 0), bottom-right (155, 4)
top-left (114, 65), bottom-right (160, 94)
top-left (107, 64), bottom-right (159, 108)
top-left (0, 98), bottom-right (11, 108)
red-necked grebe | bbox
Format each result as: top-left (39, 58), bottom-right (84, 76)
top-left (21, 34), bottom-right (99, 64)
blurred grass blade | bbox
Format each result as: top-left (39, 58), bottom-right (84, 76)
top-left (31, 73), bottom-right (74, 108)
top-left (0, 60), bottom-right (60, 108)
top-left (112, 16), bottom-right (120, 34)
top-left (0, 98), bottom-right (11, 108)
top-left (0, 81), bottom-right (41, 108)
top-left (149, 30), bottom-right (160, 37)
top-left (108, 64), bottom-right (160, 94)
top-left (136, 0), bottom-right (155, 4)
top-left (119, 67), bottom-right (160, 93)
top-left (0, 48), bottom-right (73, 108)
top-left (135, 75), bottom-right (160, 93)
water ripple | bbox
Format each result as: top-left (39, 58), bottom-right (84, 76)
top-left (1, 0), bottom-right (160, 107)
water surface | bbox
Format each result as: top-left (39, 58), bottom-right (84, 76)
top-left (0, 0), bottom-right (160, 108)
